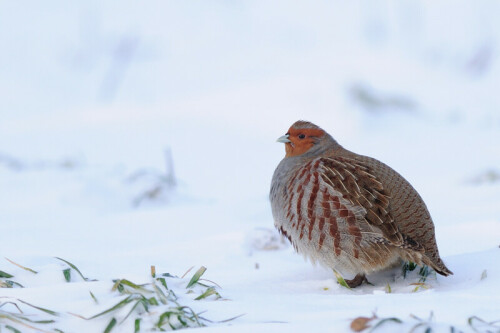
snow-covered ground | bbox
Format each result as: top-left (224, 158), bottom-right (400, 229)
top-left (1, 1), bottom-right (499, 332)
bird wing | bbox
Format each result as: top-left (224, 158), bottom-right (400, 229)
top-left (319, 156), bottom-right (406, 247)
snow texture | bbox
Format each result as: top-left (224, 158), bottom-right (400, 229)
top-left (1, 1), bottom-right (499, 332)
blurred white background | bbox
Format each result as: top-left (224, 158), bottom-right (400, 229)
top-left (1, 0), bottom-right (499, 247)
top-left (0, 2), bottom-right (499, 331)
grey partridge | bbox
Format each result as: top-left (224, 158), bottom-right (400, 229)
top-left (269, 120), bottom-right (452, 288)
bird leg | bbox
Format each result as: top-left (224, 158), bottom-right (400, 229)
top-left (344, 274), bottom-right (368, 288)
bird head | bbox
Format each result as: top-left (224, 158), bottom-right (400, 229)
top-left (277, 121), bottom-right (336, 158)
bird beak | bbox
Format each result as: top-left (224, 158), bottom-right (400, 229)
top-left (276, 134), bottom-right (291, 143)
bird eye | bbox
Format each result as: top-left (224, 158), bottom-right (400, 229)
top-left (298, 134), bottom-right (306, 139)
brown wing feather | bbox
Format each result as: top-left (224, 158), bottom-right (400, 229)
top-left (320, 157), bottom-right (407, 247)
top-left (351, 154), bottom-right (452, 275)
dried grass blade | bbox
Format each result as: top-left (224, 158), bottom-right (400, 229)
top-left (0, 314), bottom-right (53, 333)
top-left (150, 265), bottom-right (156, 278)
top-left (4, 258), bottom-right (38, 274)
top-left (181, 266), bottom-right (194, 279)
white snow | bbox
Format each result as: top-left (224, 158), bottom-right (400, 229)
top-left (1, 1), bottom-right (499, 332)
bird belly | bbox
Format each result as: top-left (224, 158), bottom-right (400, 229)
top-left (277, 220), bottom-right (401, 277)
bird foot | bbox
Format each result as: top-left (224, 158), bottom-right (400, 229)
top-left (344, 274), bottom-right (369, 288)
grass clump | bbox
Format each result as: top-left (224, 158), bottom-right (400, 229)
top-left (401, 262), bottom-right (436, 292)
top-left (350, 312), bottom-right (500, 332)
top-left (0, 258), bottom-right (238, 332)
top-left (83, 265), bottom-right (228, 332)
top-left (401, 261), bottom-right (417, 278)
top-left (0, 299), bottom-right (60, 333)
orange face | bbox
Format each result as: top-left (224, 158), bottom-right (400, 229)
top-left (283, 127), bottom-right (325, 157)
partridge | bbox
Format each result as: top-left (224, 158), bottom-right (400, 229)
top-left (270, 120), bottom-right (452, 287)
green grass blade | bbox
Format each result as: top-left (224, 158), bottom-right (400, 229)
top-left (89, 291), bottom-right (98, 304)
top-left (111, 279), bottom-right (152, 293)
top-left (418, 265), bottom-right (430, 282)
top-left (103, 317), bottom-right (117, 333)
top-left (177, 314), bottom-right (188, 327)
top-left (6, 281), bottom-right (24, 288)
top-left (134, 318), bottom-right (141, 333)
top-left (119, 279), bottom-right (150, 290)
top-left (409, 322), bottom-right (426, 333)
top-left (54, 257), bottom-right (89, 281)
top-left (139, 297), bottom-right (149, 313)
top-left (88, 296), bottom-right (133, 319)
top-left (120, 299), bottom-right (147, 324)
top-left (369, 317), bottom-right (403, 332)
top-left (5, 325), bottom-right (22, 333)
top-left (0, 270), bottom-right (14, 278)
top-left (157, 311), bottom-right (171, 328)
top-left (333, 269), bottom-right (351, 289)
top-left (0, 302), bottom-right (23, 313)
top-left (161, 273), bottom-right (176, 278)
top-left (215, 313), bottom-right (246, 323)
top-left (156, 277), bottom-right (168, 290)
top-left (63, 268), bottom-right (71, 282)
top-left (152, 281), bottom-right (168, 304)
top-left (0, 308), bottom-right (57, 326)
top-left (194, 287), bottom-right (218, 300)
top-left (402, 261), bottom-right (417, 278)
top-left (111, 280), bottom-right (125, 293)
top-left (31, 320), bottom-right (56, 324)
top-left (467, 315), bottom-right (500, 331)
top-left (186, 267), bottom-right (207, 289)
top-left (16, 299), bottom-right (59, 316)
top-left (179, 306), bottom-right (203, 327)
